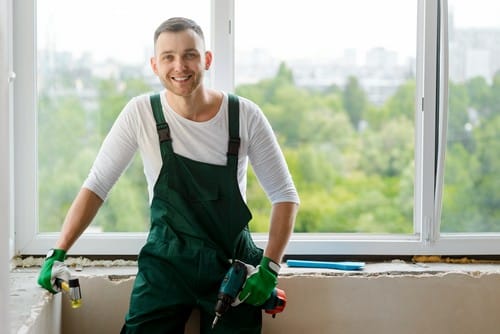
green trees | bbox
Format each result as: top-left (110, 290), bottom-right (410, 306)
top-left (238, 63), bottom-right (415, 233)
top-left (93, 78), bottom-right (151, 231)
top-left (240, 64), bottom-right (498, 234)
top-left (38, 94), bottom-right (97, 231)
top-left (38, 62), bottom-right (499, 234)
top-left (342, 76), bottom-right (368, 129)
top-left (441, 73), bottom-right (500, 232)
top-left (38, 76), bottom-right (151, 232)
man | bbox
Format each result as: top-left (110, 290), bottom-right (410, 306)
top-left (38, 17), bottom-right (299, 333)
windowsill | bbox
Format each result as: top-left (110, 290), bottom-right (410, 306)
top-left (9, 258), bottom-right (500, 333)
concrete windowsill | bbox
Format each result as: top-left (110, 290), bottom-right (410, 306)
top-left (9, 259), bottom-right (500, 334)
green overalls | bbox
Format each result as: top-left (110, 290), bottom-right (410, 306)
top-left (121, 93), bottom-right (264, 334)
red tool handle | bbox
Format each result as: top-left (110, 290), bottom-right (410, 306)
top-left (264, 288), bottom-right (287, 315)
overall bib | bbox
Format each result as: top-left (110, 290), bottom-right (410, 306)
top-left (121, 93), bottom-right (263, 334)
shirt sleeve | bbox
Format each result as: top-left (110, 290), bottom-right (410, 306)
top-left (82, 99), bottom-right (139, 200)
top-left (246, 103), bottom-right (300, 205)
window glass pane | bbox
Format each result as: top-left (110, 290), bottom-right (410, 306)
top-left (442, 0), bottom-right (500, 233)
top-left (235, 0), bottom-right (417, 233)
top-left (37, 0), bottom-right (210, 232)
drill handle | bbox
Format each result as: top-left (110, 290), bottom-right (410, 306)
top-left (263, 288), bottom-right (287, 315)
top-left (55, 278), bottom-right (69, 292)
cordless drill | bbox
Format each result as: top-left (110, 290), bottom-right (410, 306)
top-left (212, 260), bottom-right (287, 328)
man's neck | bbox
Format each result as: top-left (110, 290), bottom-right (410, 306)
top-left (166, 89), bottom-right (222, 122)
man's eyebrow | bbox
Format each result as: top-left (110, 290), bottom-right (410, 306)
top-left (183, 48), bottom-right (200, 54)
top-left (159, 48), bottom-right (199, 55)
top-left (159, 50), bottom-right (173, 56)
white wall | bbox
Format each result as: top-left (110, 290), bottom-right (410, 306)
top-left (0, 0), bottom-right (13, 332)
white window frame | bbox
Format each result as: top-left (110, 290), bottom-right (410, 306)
top-left (1, 0), bottom-right (14, 258)
top-left (1, 0), bottom-right (15, 329)
top-left (12, 0), bottom-right (500, 256)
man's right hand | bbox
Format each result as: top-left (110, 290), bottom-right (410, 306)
top-left (37, 248), bottom-right (71, 293)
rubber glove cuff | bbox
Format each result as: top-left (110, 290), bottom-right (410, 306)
top-left (37, 248), bottom-right (69, 294)
top-left (261, 256), bottom-right (280, 276)
top-left (237, 256), bottom-right (280, 306)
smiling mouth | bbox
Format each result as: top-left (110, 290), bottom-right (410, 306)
top-left (171, 75), bottom-right (192, 82)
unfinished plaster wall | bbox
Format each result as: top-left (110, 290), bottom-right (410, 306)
top-left (265, 273), bottom-right (500, 334)
top-left (9, 270), bottom-right (62, 334)
top-left (60, 267), bottom-right (500, 334)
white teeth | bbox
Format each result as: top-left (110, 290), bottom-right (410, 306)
top-left (172, 76), bottom-right (189, 82)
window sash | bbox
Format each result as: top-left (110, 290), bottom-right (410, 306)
top-left (1, 0), bottom-right (15, 269)
top-left (12, 0), bottom-right (500, 256)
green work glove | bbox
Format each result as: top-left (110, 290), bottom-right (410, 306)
top-left (237, 257), bottom-right (280, 306)
top-left (37, 248), bottom-right (70, 294)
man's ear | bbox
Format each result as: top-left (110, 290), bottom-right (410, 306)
top-left (150, 57), bottom-right (158, 75)
top-left (204, 51), bottom-right (213, 70)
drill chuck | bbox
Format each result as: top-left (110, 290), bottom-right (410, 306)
top-left (214, 294), bottom-right (232, 317)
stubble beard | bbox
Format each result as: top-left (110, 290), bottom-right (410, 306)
top-left (159, 72), bottom-right (203, 97)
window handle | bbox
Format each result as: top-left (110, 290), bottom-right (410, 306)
top-left (8, 71), bottom-right (16, 83)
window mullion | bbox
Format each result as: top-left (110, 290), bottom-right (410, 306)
top-left (433, 0), bottom-right (449, 241)
top-left (2, 0), bottom-right (15, 259)
top-left (414, 0), bottom-right (425, 236)
top-left (13, 0), bottom-right (38, 254)
top-left (418, 0), bottom-right (440, 245)
top-left (2, 0), bottom-right (14, 328)
top-left (211, 0), bottom-right (234, 92)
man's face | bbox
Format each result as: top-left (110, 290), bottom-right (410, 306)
top-left (151, 29), bottom-right (212, 97)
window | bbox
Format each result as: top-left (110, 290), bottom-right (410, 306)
top-left (235, 0), bottom-right (417, 235)
top-left (442, 0), bottom-right (500, 234)
top-left (36, 0), bottom-right (210, 234)
top-left (13, 0), bottom-right (500, 256)
top-left (15, 0), bottom-right (211, 254)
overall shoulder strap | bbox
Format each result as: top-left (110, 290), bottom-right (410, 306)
top-left (150, 93), bottom-right (164, 123)
top-left (149, 94), bottom-right (171, 158)
top-left (149, 94), bottom-right (171, 143)
top-left (227, 93), bottom-right (240, 157)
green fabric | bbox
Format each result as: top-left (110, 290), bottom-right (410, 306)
top-left (121, 93), bottom-right (263, 334)
top-left (238, 256), bottom-right (278, 306)
top-left (37, 248), bottom-right (66, 293)
top-left (260, 256), bottom-right (280, 275)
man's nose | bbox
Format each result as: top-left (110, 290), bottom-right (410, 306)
top-left (173, 58), bottom-right (187, 70)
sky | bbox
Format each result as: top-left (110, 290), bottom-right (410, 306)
top-left (37, 0), bottom-right (500, 65)
top-left (37, 0), bottom-right (210, 64)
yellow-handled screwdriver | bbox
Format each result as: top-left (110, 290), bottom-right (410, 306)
top-left (56, 278), bottom-right (82, 309)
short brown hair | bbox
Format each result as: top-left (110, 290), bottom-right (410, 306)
top-left (154, 17), bottom-right (205, 46)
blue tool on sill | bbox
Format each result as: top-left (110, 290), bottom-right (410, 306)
top-left (286, 259), bottom-right (365, 271)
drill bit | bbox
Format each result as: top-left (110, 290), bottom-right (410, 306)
top-left (211, 314), bottom-right (220, 329)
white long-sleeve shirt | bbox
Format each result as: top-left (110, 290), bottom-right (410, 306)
top-left (83, 91), bottom-right (299, 205)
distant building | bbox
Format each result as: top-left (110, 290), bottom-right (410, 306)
top-left (449, 27), bottom-right (500, 83)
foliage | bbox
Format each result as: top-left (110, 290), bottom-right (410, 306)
top-left (342, 76), bottom-right (368, 129)
top-left (38, 62), bottom-right (499, 234)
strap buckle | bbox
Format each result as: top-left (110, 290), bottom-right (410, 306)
top-left (227, 137), bottom-right (240, 156)
top-left (157, 123), bottom-right (171, 142)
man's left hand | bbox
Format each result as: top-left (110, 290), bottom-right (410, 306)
top-left (237, 257), bottom-right (279, 306)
